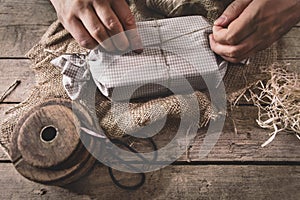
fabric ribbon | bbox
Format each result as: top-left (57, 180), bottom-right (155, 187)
top-left (51, 54), bottom-right (90, 100)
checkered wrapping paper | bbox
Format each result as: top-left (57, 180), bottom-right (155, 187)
top-left (51, 16), bottom-right (227, 101)
top-left (51, 54), bottom-right (90, 100)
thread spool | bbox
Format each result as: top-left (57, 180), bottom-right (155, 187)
top-left (9, 99), bottom-right (98, 186)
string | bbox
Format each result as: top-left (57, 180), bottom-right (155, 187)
top-left (154, 19), bottom-right (172, 89)
top-left (80, 127), bottom-right (158, 190)
top-left (144, 24), bottom-right (213, 48)
top-left (107, 138), bottom-right (157, 190)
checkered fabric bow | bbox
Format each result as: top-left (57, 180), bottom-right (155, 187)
top-left (51, 54), bottom-right (90, 100)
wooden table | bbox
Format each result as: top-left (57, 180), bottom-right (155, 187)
top-left (0, 1), bottom-right (299, 199)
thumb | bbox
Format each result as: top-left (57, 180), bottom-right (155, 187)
top-left (214, 0), bottom-right (253, 27)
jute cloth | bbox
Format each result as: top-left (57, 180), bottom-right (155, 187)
top-left (0, 0), bottom-right (276, 156)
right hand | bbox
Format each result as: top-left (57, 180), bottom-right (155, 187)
top-left (50, 0), bottom-right (143, 52)
top-left (209, 0), bottom-right (300, 63)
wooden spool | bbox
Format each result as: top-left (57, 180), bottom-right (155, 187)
top-left (9, 99), bottom-right (98, 186)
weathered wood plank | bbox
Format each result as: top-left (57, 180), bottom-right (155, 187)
top-left (0, 163), bottom-right (298, 200)
top-left (0, 57), bottom-right (298, 105)
top-left (0, 0), bottom-right (299, 164)
top-left (1, 104), bottom-right (299, 162)
top-left (0, 103), bottom-right (16, 161)
top-left (0, 0), bottom-right (56, 25)
top-left (0, 0), bottom-right (299, 59)
top-left (0, 26), bottom-right (53, 58)
top-left (0, 150), bottom-right (9, 161)
top-left (0, 148), bottom-right (9, 161)
top-left (188, 106), bottom-right (300, 162)
top-left (279, 60), bottom-right (300, 73)
top-left (0, 59), bottom-right (35, 102)
top-left (0, 62), bottom-right (299, 163)
top-left (277, 27), bottom-right (300, 60)
top-left (0, 58), bottom-right (297, 106)
top-left (0, 0), bottom-right (57, 57)
top-left (115, 106), bottom-right (300, 163)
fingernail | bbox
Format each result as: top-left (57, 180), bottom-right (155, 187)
top-left (116, 42), bottom-right (129, 51)
top-left (214, 15), bottom-right (227, 26)
top-left (100, 39), bottom-right (115, 52)
top-left (126, 29), bottom-right (143, 53)
top-left (133, 49), bottom-right (143, 54)
top-left (112, 32), bottom-right (129, 51)
top-left (131, 39), bottom-right (143, 54)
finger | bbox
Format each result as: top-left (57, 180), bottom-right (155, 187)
top-left (214, 0), bottom-right (253, 27)
top-left (111, 0), bottom-right (143, 52)
top-left (212, 7), bottom-right (256, 46)
top-left (93, 1), bottom-right (129, 51)
top-left (209, 34), bottom-right (253, 63)
top-left (219, 54), bottom-right (248, 64)
top-left (78, 7), bottom-right (115, 51)
top-left (65, 17), bottom-right (98, 49)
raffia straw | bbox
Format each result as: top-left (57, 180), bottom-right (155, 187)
top-left (245, 64), bottom-right (300, 147)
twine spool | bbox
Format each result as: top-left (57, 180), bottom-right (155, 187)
top-left (9, 99), bottom-right (97, 186)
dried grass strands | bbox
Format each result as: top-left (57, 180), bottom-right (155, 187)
top-left (245, 64), bottom-right (300, 147)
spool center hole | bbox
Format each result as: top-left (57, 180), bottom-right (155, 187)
top-left (40, 126), bottom-right (58, 143)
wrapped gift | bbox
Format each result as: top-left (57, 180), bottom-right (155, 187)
top-left (52, 16), bottom-right (227, 101)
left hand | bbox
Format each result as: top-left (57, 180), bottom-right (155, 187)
top-left (209, 0), bottom-right (300, 63)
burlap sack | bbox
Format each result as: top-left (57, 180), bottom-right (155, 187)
top-left (0, 0), bottom-right (276, 156)
top-left (132, 0), bottom-right (233, 22)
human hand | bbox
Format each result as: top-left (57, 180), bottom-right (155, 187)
top-left (50, 0), bottom-right (143, 52)
top-left (209, 0), bottom-right (300, 63)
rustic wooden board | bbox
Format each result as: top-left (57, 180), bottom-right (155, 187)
top-left (2, 60), bottom-right (300, 164)
top-left (0, 1), bottom-right (299, 199)
top-left (180, 106), bottom-right (300, 162)
top-left (1, 104), bottom-right (299, 163)
top-left (0, 148), bottom-right (9, 161)
top-left (0, 103), bottom-right (16, 161)
top-left (0, 151), bottom-right (9, 161)
top-left (0, 59), bottom-right (35, 102)
top-left (277, 60), bottom-right (300, 75)
top-left (0, 163), bottom-right (298, 200)
top-left (0, 0), bottom-right (299, 59)
top-left (110, 106), bottom-right (300, 163)
top-left (277, 27), bottom-right (300, 60)
top-left (2, 59), bottom-right (298, 106)
top-left (0, 0), bottom-right (57, 57)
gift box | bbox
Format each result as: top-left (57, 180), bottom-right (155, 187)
top-left (52, 16), bottom-right (227, 101)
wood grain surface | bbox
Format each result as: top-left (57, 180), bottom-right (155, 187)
top-left (0, 163), bottom-right (299, 200)
top-left (0, 0), bottom-right (299, 199)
